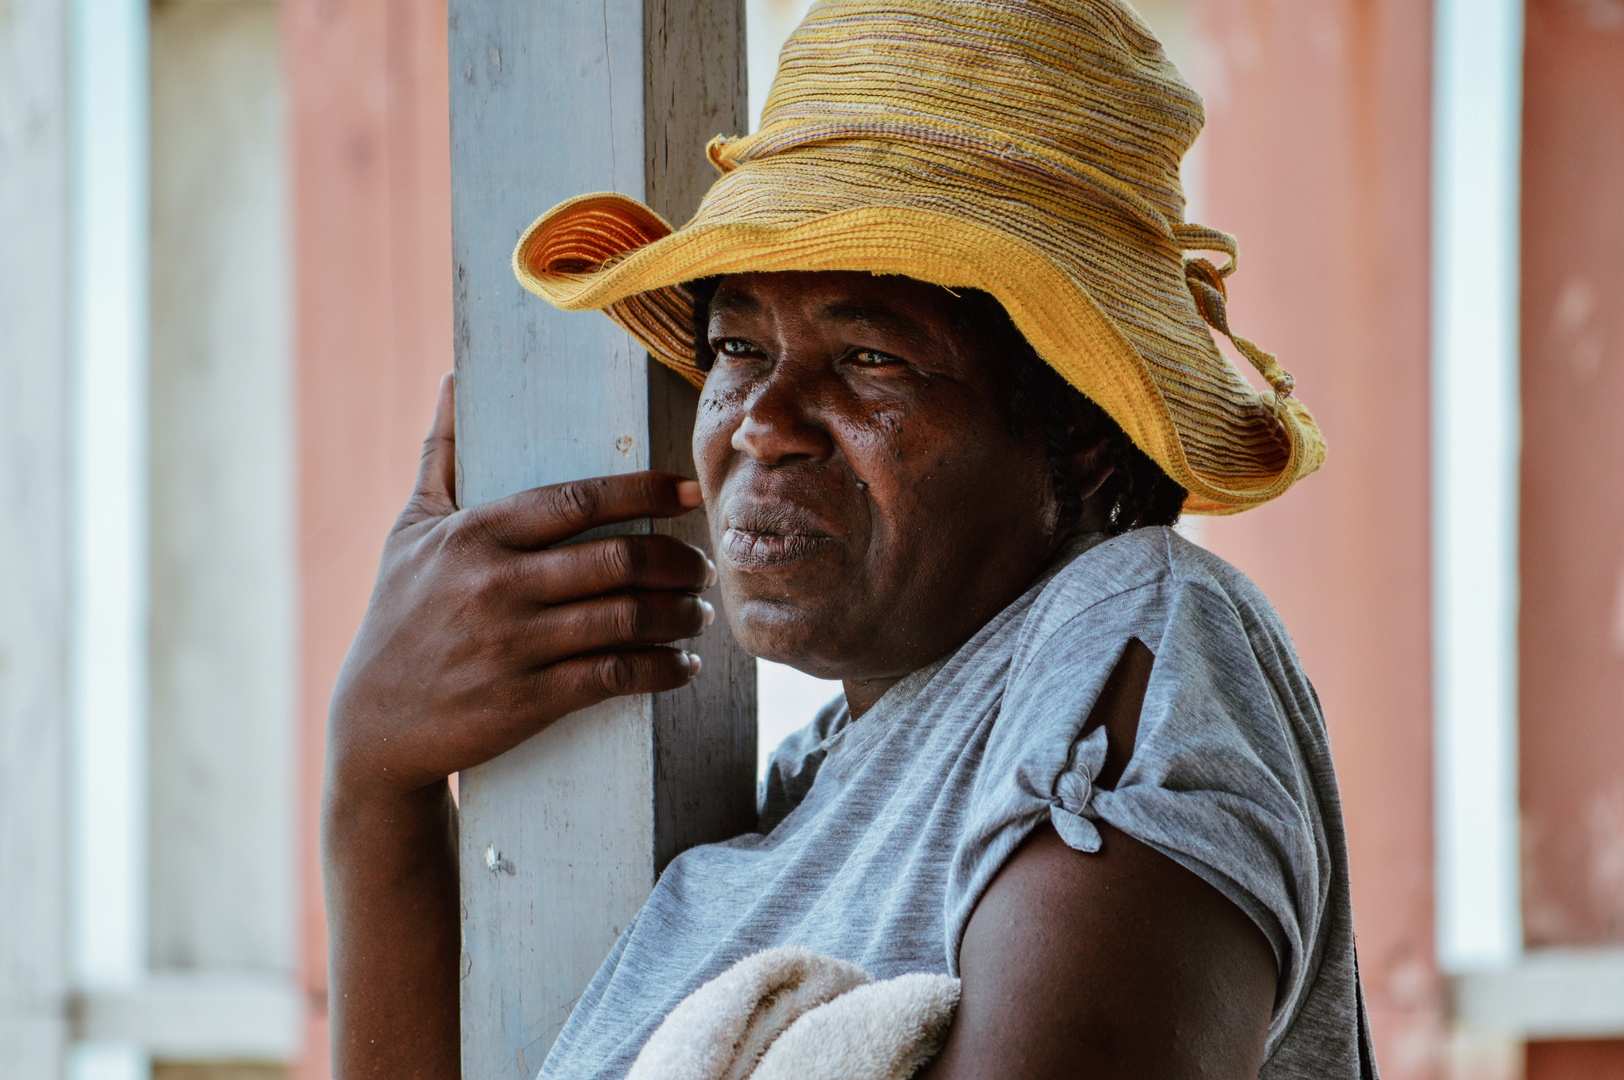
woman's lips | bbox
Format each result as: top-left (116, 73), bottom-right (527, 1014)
top-left (721, 527), bottom-right (836, 568)
top-left (720, 499), bottom-right (841, 568)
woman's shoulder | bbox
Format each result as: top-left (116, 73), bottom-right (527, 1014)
top-left (757, 694), bottom-right (851, 834)
top-left (1019, 526), bottom-right (1294, 666)
top-left (957, 526), bottom-right (1345, 1062)
top-left (1042, 525), bottom-right (1276, 607)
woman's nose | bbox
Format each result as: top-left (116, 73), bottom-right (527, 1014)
top-left (730, 372), bottom-right (834, 465)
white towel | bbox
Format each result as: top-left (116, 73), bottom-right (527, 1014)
top-left (626, 948), bottom-right (960, 1080)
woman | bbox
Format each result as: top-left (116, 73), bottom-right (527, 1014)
top-left (323, 2), bottom-right (1373, 1077)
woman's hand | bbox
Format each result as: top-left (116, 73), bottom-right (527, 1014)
top-left (327, 372), bottom-right (717, 802)
top-left (322, 373), bottom-right (715, 1080)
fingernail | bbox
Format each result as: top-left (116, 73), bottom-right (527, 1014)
top-left (677, 479), bottom-right (703, 508)
top-left (705, 557), bottom-right (718, 588)
top-left (700, 598), bottom-right (715, 627)
top-left (686, 652), bottom-right (703, 677)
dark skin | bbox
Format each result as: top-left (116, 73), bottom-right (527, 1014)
top-left (323, 271), bottom-right (1276, 1079)
top-left (696, 273), bottom-right (1070, 713)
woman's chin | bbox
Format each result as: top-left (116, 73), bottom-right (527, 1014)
top-left (730, 599), bottom-right (856, 680)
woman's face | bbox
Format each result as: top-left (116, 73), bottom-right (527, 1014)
top-left (694, 270), bottom-right (1067, 684)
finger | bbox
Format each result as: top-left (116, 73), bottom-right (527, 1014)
top-left (530, 647), bottom-right (701, 716)
top-left (402, 372), bottom-right (458, 524)
top-left (500, 535), bottom-right (716, 606)
top-left (469, 471), bottom-right (704, 550)
top-left (522, 591), bottom-right (714, 666)
top-left (439, 647), bottom-right (702, 773)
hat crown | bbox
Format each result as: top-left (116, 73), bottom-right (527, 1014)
top-left (756, 0), bottom-right (1204, 224)
top-left (512, 0), bottom-right (1327, 514)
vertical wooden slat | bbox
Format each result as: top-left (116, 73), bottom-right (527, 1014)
top-left (642, 0), bottom-right (755, 886)
top-left (148, 0), bottom-right (296, 980)
top-left (449, 2), bottom-right (751, 1075)
top-left (0, 4), bottom-right (73, 1077)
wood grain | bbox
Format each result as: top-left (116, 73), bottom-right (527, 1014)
top-left (449, 1), bottom-right (751, 1073)
top-left (0, 4), bottom-right (72, 1075)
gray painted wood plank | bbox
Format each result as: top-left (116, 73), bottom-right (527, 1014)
top-left (0, 4), bottom-right (73, 1077)
top-left (450, 2), bottom-right (750, 1074)
top-left (644, 0), bottom-right (755, 876)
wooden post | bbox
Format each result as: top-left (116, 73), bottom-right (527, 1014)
top-left (0, 5), bottom-right (72, 1076)
top-left (448, 3), bottom-right (753, 1075)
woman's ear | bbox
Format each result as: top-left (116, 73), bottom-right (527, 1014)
top-left (1067, 429), bottom-right (1116, 503)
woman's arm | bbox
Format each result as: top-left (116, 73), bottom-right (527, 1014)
top-left (322, 776), bottom-right (461, 1079)
top-left (920, 641), bottom-right (1278, 1080)
top-left (322, 375), bottom-right (716, 1079)
top-left (925, 823), bottom-right (1277, 1080)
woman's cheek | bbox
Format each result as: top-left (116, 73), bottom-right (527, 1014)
top-left (844, 401), bottom-right (914, 465)
top-left (692, 391), bottom-right (741, 488)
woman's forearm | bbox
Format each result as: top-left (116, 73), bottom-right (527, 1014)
top-left (323, 779), bottom-right (461, 1080)
top-left (318, 379), bottom-right (712, 1077)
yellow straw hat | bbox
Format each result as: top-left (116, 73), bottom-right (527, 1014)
top-left (512, 0), bottom-right (1324, 514)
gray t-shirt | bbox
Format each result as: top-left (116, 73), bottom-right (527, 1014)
top-left (539, 528), bottom-right (1376, 1079)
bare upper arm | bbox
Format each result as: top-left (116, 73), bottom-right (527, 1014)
top-left (918, 639), bottom-right (1278, 1080)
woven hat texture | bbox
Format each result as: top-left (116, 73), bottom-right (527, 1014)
top-left (513, 0), bottom-right (1325, 513)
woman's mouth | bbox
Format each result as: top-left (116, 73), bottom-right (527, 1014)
top-left (720, 504), bottom-right (838, 568)
top-left (721, 527), bottom-right (836, 568)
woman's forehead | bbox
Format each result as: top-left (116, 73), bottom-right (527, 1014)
top-left (708, 270), bottom-right (958, 330)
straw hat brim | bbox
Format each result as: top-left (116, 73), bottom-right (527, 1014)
top-left (514, 191), bottom-right (1318, 515)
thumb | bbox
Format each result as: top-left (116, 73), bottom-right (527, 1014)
top-left (403, 372), bottom-right (458, 523)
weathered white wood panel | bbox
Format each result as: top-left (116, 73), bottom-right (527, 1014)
top-left (74, 971), bottom-right (302, 1062)
top-left (1432, 0), bottom-right (1525, 973)
top-left (69, 0), bottom-right (150, 1010)
top-left (0, 4), bottom-right (73, 1077)
top-left (1453, 948), bottom-right (1624, 1039)
top-left (450, 2), bottom-right (752, 1075)
top-left (148, 0), bottom-right (297, 979)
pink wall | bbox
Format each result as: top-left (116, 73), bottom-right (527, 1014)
top-left (1189, 3), bottom-right (1441, 1077)
top-left (1529, 1040), bottom-right (1624, 1080)
top-left (1518, 0), bottom-right (1624, 955)
top-left (284, 2), bottom-right (452, 1075)
top-left (1519, 1), bottom-right (1624, 1075)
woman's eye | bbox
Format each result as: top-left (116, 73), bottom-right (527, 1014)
top-left (713, 339), bottom-right (761, 360)
top-left (850, 349), bottom-right (900, 367)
